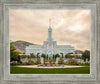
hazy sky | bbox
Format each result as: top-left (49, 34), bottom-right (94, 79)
top-left (10, 10), bottom-right (90, 51)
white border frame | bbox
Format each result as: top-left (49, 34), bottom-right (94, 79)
top-left (4, 3), bottom-right (96, 80)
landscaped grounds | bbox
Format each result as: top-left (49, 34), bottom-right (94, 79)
top-left (10, 41), bottom-right (90, 74)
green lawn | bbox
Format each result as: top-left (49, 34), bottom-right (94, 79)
top-left (10, 66), bottom-right (90, 74)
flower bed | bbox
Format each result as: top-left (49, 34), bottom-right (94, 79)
top-left (45, 63), bottom-right (54, 66)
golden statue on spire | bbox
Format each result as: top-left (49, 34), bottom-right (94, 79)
top-left (49, 18), bottom-right (51, 22)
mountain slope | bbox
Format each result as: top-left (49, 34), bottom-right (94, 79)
top-left (75, 50), bottom-right (83, 54)
top-left (12, 40), bottom-right (35, 53)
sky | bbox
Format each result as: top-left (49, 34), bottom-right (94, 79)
top-left (10, 10), bottom-right (90, 51)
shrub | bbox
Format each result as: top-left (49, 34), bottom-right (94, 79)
top-left (10, 62), bottom-right (21, 66)
top-left (58, 58), bottom-right (64, 64)
top-left (36, 58), bottom-right (41, 64)
top-left (65, 59), bottom-right (79, 65)
top-left (55, 63), bottom-right (58, 66)
top-left (78, 63), bottom-right (90, 66)
top-left (27, 60), bottom-right (34, 65)
top-left (70, 59), bottom-right (78, 65)
top-left (49, 59), bottom-right (52, 63)
top-left (20, 55), bottom-right (28, 58)
top-left (21, 62), bottom-right (26, 65)
top-left (30, 53), bottom-right (36, 58)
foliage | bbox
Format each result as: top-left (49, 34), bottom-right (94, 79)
top-left (36, 58), bottom-right (41, 64)
top-left (78, 63), bottom-right (90, 66)
top-left (23, 52), bottom-right (25, 54)
top-left (49, 59), bottom-right (55, 63)
top-left (70, 59), bottom-right (78, 65)
top-left (10, 62), bottom-right (21, 66)
top-left (37, 55), bottom-right (40, 58)
top-left (74, 55), bottom-right (82, 59)
top-left (10, 60), bottom-right (36, 65)
top-left (51, 59), bottom-right (56, 63)
top-left (49, 59), bottom-right (52, 63)
top-left (30, 53), bottom-right (35, 58)
top-left (65, 53), bottom-right (82, 59)
top-left (55, 63), bottom-right (58, 66)
top-left (68, 52), bottom-right (73, 54)
top-left (10, 41), bottom-right (16, 51)
top-left (10, 41), bottom-right (21, 62)
top-left (82, 50), bottom-right (90, 61)
top-left (53, 55), bottom-right (55, 59)
top-left (58, 58), bottom-right (65, 64)
top-left (41, 53), bottom-right (46, 58)
top-left (65, 54), bottom-right (72, 59)
top-left (20, 55), bottom-right (28, 58)
top-left (55, 53), bottom-right (60, 58)
top-left (44, 59), bottom-right (48, 62)
top-left (67, 58), bottom-right (71, 63)
top-left (27, 60), bottom-right (34, 65)
top-left (44, 59), bottom-right (56, 63)
top-left (66, 62), bottom-right (90, 66)
top-left (66, 58), bottom-right (78, 65)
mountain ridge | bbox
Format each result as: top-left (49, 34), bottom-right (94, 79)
top-left (12, 40), bottom-right (35, 53)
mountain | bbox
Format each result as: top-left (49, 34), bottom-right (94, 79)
top-left (75, 50), bottom-right (83, 54)
top-left (12, 40), bottom-right (35, 53)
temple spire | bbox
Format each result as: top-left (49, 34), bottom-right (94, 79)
top-left (47, 18), bottom-right (53, 41)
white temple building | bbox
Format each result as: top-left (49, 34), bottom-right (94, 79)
top-left (25, 20), bottom-right (75, 59)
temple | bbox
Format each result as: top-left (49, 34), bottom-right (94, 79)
top-left (25, 19), bottom-right (75, 59)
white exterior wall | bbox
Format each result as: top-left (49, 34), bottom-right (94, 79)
top-left (26, 45), bottom-right (43, 56)
top-left (25, 41), bottom-right (75, 57)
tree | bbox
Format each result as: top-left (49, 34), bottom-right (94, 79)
top-left (47, 55), bottom-right (48, 59)
top-left (23, 52), bottom-right (25, 54)
top-left (53, 55), bottom-right (55, 59)
top-left (82, 50), bottom-right (90, 61)
top-left (41, 53), bottom-right (46, 58)
top-left (10, 41), bottom-right (16, 51)
top-left (30, 53), bottom-right (35, 58)
top-left (10, 41), bottom-right (21, 62)
top-left (65, 53), bottom-right (72, 59)
top-left (37, 53), bottom-right (40, 58)
top-left (55, 53), bottom-right (60, 58)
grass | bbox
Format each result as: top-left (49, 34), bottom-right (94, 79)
top-left (10, 66), bottom-right (90, 74)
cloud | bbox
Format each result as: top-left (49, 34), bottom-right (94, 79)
top-left (10, 10), bottom-right (90, 50)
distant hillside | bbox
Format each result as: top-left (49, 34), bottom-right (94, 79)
top-left (12, 40), bottom-right (35, 53)
top-left (75, 50), bottom-right (83, 54)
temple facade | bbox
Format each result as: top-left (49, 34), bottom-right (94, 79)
top-left (25, 21), bottom-right (75, 59)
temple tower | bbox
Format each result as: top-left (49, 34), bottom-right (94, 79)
top-left (47, 19), bottom-right (53, 41)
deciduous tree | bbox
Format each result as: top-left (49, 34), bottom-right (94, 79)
top-left (82, 50), bottom-right (90, 61)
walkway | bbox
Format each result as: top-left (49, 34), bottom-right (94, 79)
top-left (17, 65), bottom-right (85, 68)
